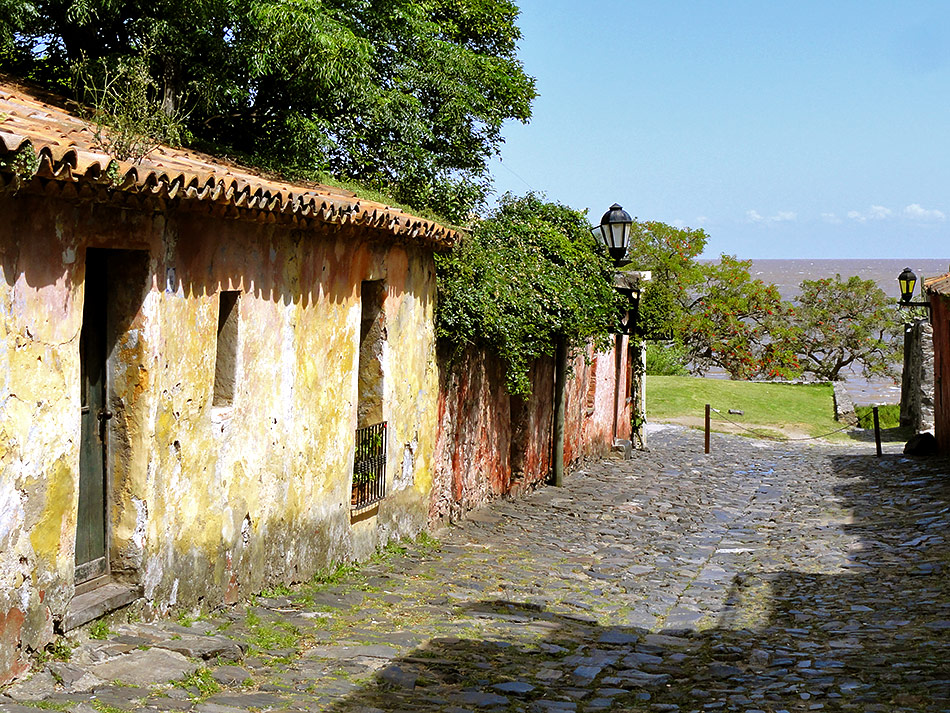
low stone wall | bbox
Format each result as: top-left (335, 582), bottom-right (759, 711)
top-left (832, 381), bottom-right (858, 426)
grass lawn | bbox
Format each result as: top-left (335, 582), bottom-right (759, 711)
top-left (646, 375), bottom-right (846, 441)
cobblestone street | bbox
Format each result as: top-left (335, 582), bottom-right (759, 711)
top-left (3, 425), bottom-right (949, 713)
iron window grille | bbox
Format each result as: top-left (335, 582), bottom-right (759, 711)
top-left (352, 421), bottom-right (387, 509)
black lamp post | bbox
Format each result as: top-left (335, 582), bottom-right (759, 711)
top-left (898, 266), bottom-right (930, 310)
top-left (598, 203), bottom-right (633, 267)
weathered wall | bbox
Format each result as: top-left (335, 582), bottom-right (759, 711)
top-left (931, 297), bottom-right (950, 454)
top-left (900, 318), bottom-right (935, 433)
top-left (0, 194), bottom-right (439, 681)
top-left (431, 338), bottom-right (631, 524)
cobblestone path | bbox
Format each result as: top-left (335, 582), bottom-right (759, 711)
top-left (3, 426), bottom-right (949, 712)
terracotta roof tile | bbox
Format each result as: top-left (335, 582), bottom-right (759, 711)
top-left (0, 79), bottom-right (456, 247)
top-left (924, 272), bottom-right (950, 297)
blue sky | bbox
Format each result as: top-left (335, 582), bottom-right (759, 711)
top-left (487, 1), bottom-right (950, 259)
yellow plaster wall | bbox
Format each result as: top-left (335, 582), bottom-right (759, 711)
top-left (0, 194), bottom-right (441, 674)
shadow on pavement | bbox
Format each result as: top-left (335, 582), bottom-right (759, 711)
top-left (843, 425), bottom-right (915, 445)
top-left (320, 452), bottom-right (950, 712)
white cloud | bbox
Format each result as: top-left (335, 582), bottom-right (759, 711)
top-left (847, 205), bottom-right (893, 222)
top-left (821, 212), bottom-right (843, 224)
top-left (747, 209), bottom-right (796, 224)
top-left (903, 203), bottom-right (945, 221)
top-left (847, 203), bottom-right (945, 223)
top-left (696, 216), bottom-right (708, 225)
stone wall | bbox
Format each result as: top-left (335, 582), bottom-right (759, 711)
top-left (900, 318), bottom-right (935, 433)
top-left (0, 194), bottom-right (440, 681)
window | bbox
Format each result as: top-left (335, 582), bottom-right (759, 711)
top-left (213, 291), bottom-right (240, 407)
top-left (353, 280), bottom-right (386, 509)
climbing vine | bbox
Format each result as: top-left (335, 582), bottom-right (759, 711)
top-left (0, 143), bottom-right (39, 191)
top-left (435, 193), bottom-right (621, 395)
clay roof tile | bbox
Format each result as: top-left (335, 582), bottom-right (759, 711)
top-left (0, 79), bottom-right (456, 247)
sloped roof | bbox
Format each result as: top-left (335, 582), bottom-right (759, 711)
top-left (924, 272), bottom-right (950, 297)
top-left (0, 79), bottom-right (456, 248)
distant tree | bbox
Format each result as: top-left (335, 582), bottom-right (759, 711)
top-left (780, 275), bottom-right (903, 382)
top-left (679, 255), bottom-right (797, 380)
top-left (1, 0), bottom-right (536, 222)
top-left (627, 222), bottom-right (795, 379)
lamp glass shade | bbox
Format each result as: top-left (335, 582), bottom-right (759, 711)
top-left (898, 267), bottom-right (917, 302)
top-left (598, 203), bottom-right (633, 264)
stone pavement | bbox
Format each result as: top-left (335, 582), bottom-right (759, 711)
top-left (3, 425), bottom-right (949, 713)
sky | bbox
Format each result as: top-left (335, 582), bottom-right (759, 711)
top-left (486, 0), bottom-right (950, 259)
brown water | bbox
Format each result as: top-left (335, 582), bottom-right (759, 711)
top-left (704, 258), bottom-right (950, 405)
top-left (748, 258), bottom-right (950, 302)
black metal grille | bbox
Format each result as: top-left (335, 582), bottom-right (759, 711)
top-left (352, 421), bottom-right (387, 509)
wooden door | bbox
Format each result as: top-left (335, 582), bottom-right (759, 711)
top-left (76, 252), bottom-right (109, 584)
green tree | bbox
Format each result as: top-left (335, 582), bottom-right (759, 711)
top-left (679, 255), bottom-right (796, 380)
top-left (627, 222), bottom-right (793, 379)
top-left (436, 193), bottom-right (620, 394)
top-left (780, 274), bottom-right (903, 381)
top-left (1, 0), bottom-right (535, 222)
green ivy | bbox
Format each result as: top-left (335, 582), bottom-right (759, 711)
top-left (436, 193), bottom-right (620, 395)
top-left (0, 143), bottom-right (39, 190)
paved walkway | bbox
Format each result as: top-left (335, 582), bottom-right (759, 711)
top-left (3, 426), bottom-right (949, 713)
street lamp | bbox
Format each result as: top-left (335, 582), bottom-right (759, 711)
top-left (598, 203), bottom-right (633, 267)
top-left (898, 267), bottom-right (917, 303)
top-left (897, 266), bottom-right (930, 310)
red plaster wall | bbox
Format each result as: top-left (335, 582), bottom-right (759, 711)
top-left (430, 346), bottom-right (512, 522)
top-left (431, 338), bottom-right (632, 523)
top-left (932, 295), bottom-right (950, 455)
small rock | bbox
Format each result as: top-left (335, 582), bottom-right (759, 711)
top-left (47, 662), bottom-right (105, 693)
top-left (89, 648), bottom-right (198, 687)
top-left (4, 670), bottom-right (57, 701)
top-left (211, 666), bottom-right (252, 687)
top-left (904, 432), bottom-right (938, 455)
top-left (155, 635), bottom-right (244, 662)
top-left (492, 681), bottom-right (534, 694)
top-left (379, 665), bottom-right (417, 690)
top-left (455, 691), bottom-right (509, 707)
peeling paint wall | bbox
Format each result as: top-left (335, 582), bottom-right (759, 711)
top-left (431, 338), bottom-right (632, 524)
top-left (931, 296), bottom-right (950, 454)
top-left (0, 194), bottom-right (439, 681)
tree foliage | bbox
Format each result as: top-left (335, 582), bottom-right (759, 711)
top-left (436, 193), bottom-right (620, 395)
top-left (778, 275), bottom-right (903, 381)
top-left (629, 222), bottom-right (901, 382)
top-left (628, 222), bottom-right (793, 379)
top-left (1, 0), bottom-right (536, 222)
top-left (679, 255), bottom-right (796, 380)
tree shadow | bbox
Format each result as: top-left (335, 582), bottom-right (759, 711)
top-left (844, 424), bottom-right (916, 444)
top-left (314, 452), bottom-right (950, 712)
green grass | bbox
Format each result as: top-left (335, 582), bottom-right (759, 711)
top-left (176, 668), bottom-right (220, 700)
top-left (646, 376), bottom-right (846, 440)
top-left (88, 619), bottom-right (113, 640)
top-left (855, 403), bottom-right (901, 429)
top-left (243, 609), bottom-right (301, 654)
